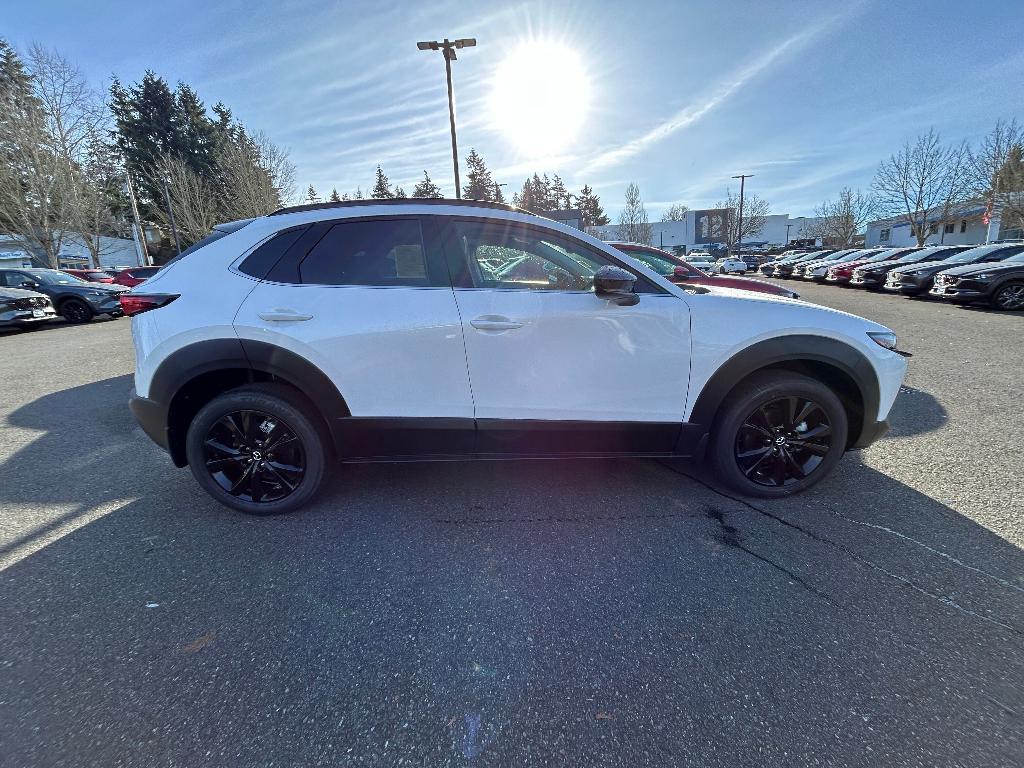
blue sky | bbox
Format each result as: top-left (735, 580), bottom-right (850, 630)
top-left (6, 0), bottom-right (1023, 217)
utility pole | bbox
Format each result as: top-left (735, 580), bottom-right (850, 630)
top-left (417, 37), bottom-right (476, 199)
top-left (785, 223), bottom-right (793, 246)
top-left (124, 171), bottom-right (149, 266)
top-left (731, 173), bottom-right (754, 254)
top-left (161, 177), bottom-right (182, 255)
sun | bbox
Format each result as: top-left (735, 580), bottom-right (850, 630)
top-left (489, 40), bottom-right (590, 157)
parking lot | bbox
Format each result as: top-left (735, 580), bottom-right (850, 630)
top-left (1, 285), bottom-right (1021, 766)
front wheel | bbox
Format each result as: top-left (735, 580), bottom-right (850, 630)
top-left (60, 298), bottom-right (93, 323)
top-left (708, 372), bottom-right (848, 498)
top-left (185, 384), bottom-right (327, 515)
top-left (992, 281), bottom-right (1024, 311)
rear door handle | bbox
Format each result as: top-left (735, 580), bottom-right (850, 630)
top-left (470, 315), bottom-right (524, 331)
top-left (258, 309), bottom-right (313, 322)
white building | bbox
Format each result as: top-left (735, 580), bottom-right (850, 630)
top-left (589, 211), bottom-right (825, 253)
top-left (0, 233), bottom-right (141, 269)
top-left (864, 201), bottom-right (1024, 248)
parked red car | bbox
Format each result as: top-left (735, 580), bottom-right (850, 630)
top-left (62, 268), bottom-right (114, 283)
top-left (611, 242), bottom-right (800, 299)
top-left (111, 266), bottom-right (161, 287)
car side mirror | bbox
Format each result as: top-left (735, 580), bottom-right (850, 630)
top-left (672, 266), bottom-right (690, 281)
top-left (594, 265), bottom-right (640, 306)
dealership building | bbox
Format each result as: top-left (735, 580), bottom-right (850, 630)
top-left (588, 211), bottom-right (826, 253)
top-left (863, 202), bottom-right (1022, 248)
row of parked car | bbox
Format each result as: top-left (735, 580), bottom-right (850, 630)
top-left (759, 242), bottom-right (1024, 311)
top-left (0, 265), bottom-right (159, 329)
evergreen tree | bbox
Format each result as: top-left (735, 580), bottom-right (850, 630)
top-left (371, 165), bottom-right (393, 198)
top-left (577, 185), bottom-right (609, 227)
top-left (393, 186), bottom-right (407, 199)
top-left (328, 188), bottom-right (341, 202)
top-left (462, 148), bottom-right (498, 201)
top-left (306, 184), bottom-right (319, 203)
top-left (493, 183), bottom-right (505, 204)
top-left (413, 170), bottom-right (443, 198)
top-left (549, 174), bottom-right (571, 209)
top-left (353, 186), bottom-right (364, 199)
top-left (110, 72), bottom-right (179, 204)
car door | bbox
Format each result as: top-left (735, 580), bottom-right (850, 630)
top-left (440, 217), bottom-right (691, 455)
top-left (233, 215), bottom-right (475, 457)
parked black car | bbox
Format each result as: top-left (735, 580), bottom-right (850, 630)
top-left (0, 268), bottom-right (128, 323)
top-left (884, 243), bottom-right (1024, 297)
top-left (849, 245), bottom-right (968, 289)
top-left (930, 249), bottom-right (1024, 310)
top-left (764, 250), bottom-right (836, 278)
top-left (0, 286), bottom-right (57, 329)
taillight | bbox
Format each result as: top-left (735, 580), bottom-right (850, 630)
top-left (119, 293), bottom-right (179, 316)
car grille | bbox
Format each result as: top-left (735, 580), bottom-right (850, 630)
top-left (11, 297), bottom-right (50, 310)
top-left (933, 273), bottom-right (957, 287)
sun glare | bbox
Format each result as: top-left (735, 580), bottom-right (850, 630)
top-left (489, 40), bottom-right (590, 157)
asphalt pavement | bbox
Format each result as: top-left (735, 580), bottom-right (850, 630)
top-left (1, 285), bottom-right (1022, 767)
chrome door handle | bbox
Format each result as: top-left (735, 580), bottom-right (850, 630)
top-left (470, 315), bottom-right (524, 331)
top-left (258, 309), bottom-right (313, 322)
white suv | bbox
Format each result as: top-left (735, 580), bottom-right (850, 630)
top-left (124, 200), bottom-right (907, 514)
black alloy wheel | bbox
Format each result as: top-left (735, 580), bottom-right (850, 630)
top-left (993, 282), bottom-right (1024, 311)
top-left (61, 298), bottom-right (93, 323)
top-left (186, 384), bottom-right (327, 514)
top-left (734, 397), bottom-right (833, 488)
top-left (203, 409), bottom-right (305, 503)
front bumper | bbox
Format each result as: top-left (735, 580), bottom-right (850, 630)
top-left (929, 280), bottom-right (989, 302)
top-left (884, 275), bottom-right (930, 294)
top-left (849, 273), bottom-right (885, 288)
top-left (0, 307), bottom-right (57, 326)
top-left (825, 274), bottom-right (852, 284)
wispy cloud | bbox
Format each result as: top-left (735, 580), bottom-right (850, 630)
top-left (581, 11), bottom-right (853, 174)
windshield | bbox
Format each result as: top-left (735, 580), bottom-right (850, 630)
top-left (28, 270), bottom-right (86, 285)
top-left (1001, 251), bottom-right (1024, 264)
top-left (620, 248), bottom-right (680, 275)
top-left (941, 245), bottom-right (1008, 263)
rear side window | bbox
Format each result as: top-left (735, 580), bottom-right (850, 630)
top-left (298, 219), bottom-right (429, 287)
top-left (131, 267), bottom-right (160, 278)
top-left (238, 226), bottom-right (309, 279)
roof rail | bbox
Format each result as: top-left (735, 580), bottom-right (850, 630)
top-left (270, 197), bottom-right (525, 217)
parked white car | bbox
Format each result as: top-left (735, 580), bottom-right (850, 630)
top-left (125, 199), bottom-right (907, 514)
top-left (713, 257), bottom-right (748, 275)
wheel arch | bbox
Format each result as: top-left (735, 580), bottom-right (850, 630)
top-left (150, 339), bottom-right (349, 466)
top-left (688, 335), bottom-right (880, 449)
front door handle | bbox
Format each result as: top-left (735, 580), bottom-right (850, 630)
top-left (470, 315), bottom-right (524, 331)
top-left (258, 309), bottom-right (313, 322)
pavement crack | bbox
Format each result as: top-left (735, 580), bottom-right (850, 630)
top-left (664, 464), bottom-right (1024, 637)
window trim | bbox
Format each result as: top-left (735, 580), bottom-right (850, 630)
top-left (438, 216), bottom-right (668, 295)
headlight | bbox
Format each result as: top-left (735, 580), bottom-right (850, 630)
top-left (868, 331), bottom-right (898, 351)
top-left (87, 290), bottom-right (106, 297)
top-left (969, 273), bottom-right (995, 280)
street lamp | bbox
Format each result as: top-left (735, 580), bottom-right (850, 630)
top-left (417, 37), bottom-right (476, 199)
top-left (785, 223), bottom-right (793, 245)
top-left (731, 173), bottom-right (754, 254)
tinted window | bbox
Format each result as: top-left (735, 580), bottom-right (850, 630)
top-left (622, 248), bottom-right (679, 276)
top-left (299, 219), bottom-right (429, 287)
top-left (238, 226), bottom-right (309, 279)
top-left (131, 267), bottom-right (160, 278)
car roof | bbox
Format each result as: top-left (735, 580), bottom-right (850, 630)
top-left (270, 197), bottom-right (521, 217)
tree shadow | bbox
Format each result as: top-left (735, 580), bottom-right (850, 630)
top-left (1, 376), bottom-right (1022, 766)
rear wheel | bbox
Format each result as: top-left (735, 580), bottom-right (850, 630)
top-left (709, 372), bottom-right (848, 498)
top-left (992, 281), bottom-right (1024, 311)
top-left (185, 384), bottom-right (327, 515)
top-left (60, 298), bottom-right (93, 323)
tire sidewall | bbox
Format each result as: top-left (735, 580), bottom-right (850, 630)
top-left (710, 373), bottom-right (849, 498)
top-left (185, 387), bottom-right (327, 515)
top-left (993, 282), bottom-right (1024, 311)
top-left (61, 298), bottom-right (93, 323)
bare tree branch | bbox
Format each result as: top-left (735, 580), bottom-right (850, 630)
top-left (807, 187), bottom-right (877, 246)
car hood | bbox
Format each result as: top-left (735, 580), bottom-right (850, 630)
top-left (937, 261), bottom-right (1022, 277)
top-left (692, 284), bottom-right (891, 328)
top-left (856, 261), bottom-right (906, 274)
top-left (65, 282), bottom-right (129, 293)
top-left (0, 286), bottom-right (49, 300)
top-left (700, 275), bottom-right (798, 296)
top-left (890, 260), bottom-right (961, 275)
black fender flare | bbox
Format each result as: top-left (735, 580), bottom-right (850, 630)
top-left (687, 335), bottom-right (881, 447)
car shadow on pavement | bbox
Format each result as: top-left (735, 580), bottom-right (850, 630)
top-left (1, 376), bottom-right (1022, 766)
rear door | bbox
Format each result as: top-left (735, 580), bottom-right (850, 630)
top-left (233, 215), bottom-right (474, 456)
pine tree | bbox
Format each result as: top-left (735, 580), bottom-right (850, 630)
top-left (371, 165), bottom-right (393, 199)
top-left (413, 170), bottom-right (443, 199)
top-left (328, 188), bottom-right (341, 202)
top-left (353, 186), bottom-right (364, 199)
top-left (550, 174), bottom-right (571, 210)
top-left (306, 184), bottom-right (319, 203)
top-left (393, 186), bottom-right (407, 199)
top-left (493, 183), bottom-right (505, 204)
top-left (577, 185), bottom-right (609, 227)
top-left (110, 72), bottom-right (180, 204)
top-left (462, 148), bottom-right (498, 201)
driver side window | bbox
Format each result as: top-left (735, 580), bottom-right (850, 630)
top-left (446, 220), bottom-right (612, 292)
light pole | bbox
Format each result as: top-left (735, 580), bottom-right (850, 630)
top-left (417, 37), bottom-right (476, 199)
top-left (785, 223), bottom-right (793, 246)
top-left (731, 173), bottom-right (754, 254)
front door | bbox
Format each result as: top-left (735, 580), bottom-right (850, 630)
top-left (440, 218), bottom-right (692, 455)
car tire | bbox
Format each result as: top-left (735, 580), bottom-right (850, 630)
top-left (60, 298), bottom-right (93, 323)
top-left (708, 371), bottom-right (848, 498)
top-left (992, 281), bottom-right (1024, 311)
top-left (185, 383), bottom-right (328, 515)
